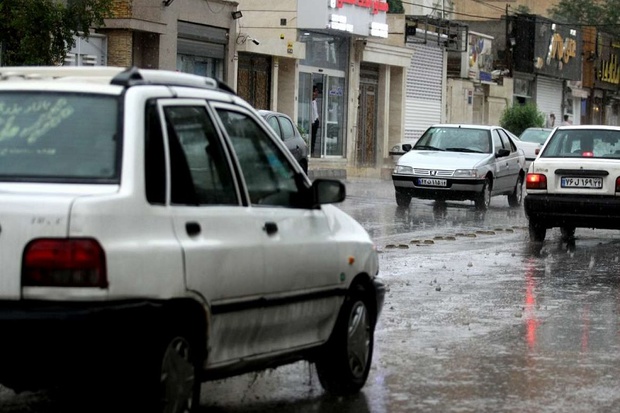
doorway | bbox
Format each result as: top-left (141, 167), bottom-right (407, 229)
top-left (299, 70), bottom-right (346, 158)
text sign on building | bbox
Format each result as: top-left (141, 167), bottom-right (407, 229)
top-left (298, 0), bottom-right (388, 38)
top-left (594, 31), bottom-right (620, 89)
top-left (531, 18), bottom-right (581, 80)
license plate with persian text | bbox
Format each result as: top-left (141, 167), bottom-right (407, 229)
top-left (417, 178), bottom-right (447, 187)
top-left (560, 177), bottom-right (603, 188)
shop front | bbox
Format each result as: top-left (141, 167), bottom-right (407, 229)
top-left (508, 14), bottom-right (582, 124)
top-left (297, 0), bottom-right (392, 177)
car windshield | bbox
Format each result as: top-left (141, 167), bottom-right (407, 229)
top-left (413, 127), bottom-right (491, 153)
top-left (519, 129), bottom-right (551, 144)
top-left (540, 129), bottom-right (620, 159)
top-left (0, 92), bottom-right (119, 182)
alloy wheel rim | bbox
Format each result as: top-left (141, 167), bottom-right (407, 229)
top-left (161, 336), bottom-right (195, 413)
top-left (347, 301), bottom-right (370, 379)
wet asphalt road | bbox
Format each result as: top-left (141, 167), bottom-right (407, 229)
top-left (2, 178), bottom-right (620, 412)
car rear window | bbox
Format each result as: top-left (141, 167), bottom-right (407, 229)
top-left (541, 129), bottom-right (620, 159)
top-left (0, 92), bottom-right (119, 182)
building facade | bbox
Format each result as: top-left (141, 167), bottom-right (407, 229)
top-left (100, 0), bottom-right (238, 85)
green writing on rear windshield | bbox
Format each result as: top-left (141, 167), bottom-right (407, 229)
top-left (0, 99), bottom-right (74, 143)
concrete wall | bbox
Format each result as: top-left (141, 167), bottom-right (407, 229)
top-left (446, 78), bottom-right (514, 125)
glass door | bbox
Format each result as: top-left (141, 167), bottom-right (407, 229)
top-left (298, 71), bottom-right (346, 158)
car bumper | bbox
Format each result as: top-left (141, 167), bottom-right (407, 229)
top-left (0, 300), bottom-right (164, 389)
top-left (524, 194), bottom-right (620, 229)
top-left (392, 174), bottom-right (485, 201)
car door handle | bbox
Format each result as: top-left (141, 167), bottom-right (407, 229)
top-left (186, 222), bottom-right (201, 236)
top-left (263, 222), bottom-right (278, 235)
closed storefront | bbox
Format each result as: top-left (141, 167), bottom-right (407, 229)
top-left (535, 76), bottom-right (563, 122)
top-left (405, 43), bottom-right (445, 140)
top-left (176, 21), bottom-right (227, 80)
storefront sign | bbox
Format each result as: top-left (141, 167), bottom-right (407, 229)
top-left (597, 54), bottom-right (620, 85)
top-left (547, 32), bottom-right (577, 65)
top-left (332, 0), bottom-right (389, 15)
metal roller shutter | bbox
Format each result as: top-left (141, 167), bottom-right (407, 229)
top-left (405, 43), bottom-right (444, 140)
top-left (536, 76), bottom-right (562, 121)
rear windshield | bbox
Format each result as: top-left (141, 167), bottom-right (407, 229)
top-left (0, 92), bottom-right (119, 182)
top-left (541, 129), bottom-right (620, 159)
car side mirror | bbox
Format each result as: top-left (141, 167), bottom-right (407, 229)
top-left (402, 144), bottom-right (412, 152)
top-left (312, 179), bottom-right (346, 206)
top-left (496, 148), bottom-right (510, 157)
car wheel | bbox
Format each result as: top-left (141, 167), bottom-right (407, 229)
top-left (508, 175), bottom-right (523, 207)
top-left (560, 226), bottom-right (575, 242)
top-left (315, 284), bottom-right (375, 395)
top-left (529, 220), bottom-right (546, 242)
top-left (475, 178), bottom-right (491, 210)
top-left (131, 332), bottom-right (201, 413)
top-left (395, 192), bottom-right (411, 208)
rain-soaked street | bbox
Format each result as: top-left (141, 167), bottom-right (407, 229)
top-left (2, 178), bottom-right (620, 412)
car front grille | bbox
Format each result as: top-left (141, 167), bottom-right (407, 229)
top-left (413, 168), bottom-right (454, 177)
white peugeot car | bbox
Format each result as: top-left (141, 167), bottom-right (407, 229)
top-left (525, 125), bottom-right (620, 242)
top-left (392, 124), bottom-right (526, 210)
top-left (0, 66), bottom-right (384, 412)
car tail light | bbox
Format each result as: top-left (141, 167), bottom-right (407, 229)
top-left (526, 173), bottom-right (547, 190)
top-left (616, 177), bottom-right (620, 192)
top-left (582, 151), bottom-right (594, 157)
top-left (22, 238), bottom-right (108, 288)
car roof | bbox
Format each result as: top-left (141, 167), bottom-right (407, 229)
top-left (0, 66), bottom-right (236, 94)
top-left (428, 124), bottom-right (497, 130)
top-left (554, 125), bottom-right (620, 131)
top-left (523, 127), bottom-right (552, 131)
top-left (258, 110), bottom-right (293, 119)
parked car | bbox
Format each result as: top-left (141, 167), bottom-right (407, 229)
top-left (0, 66), bottom-right (384, 411)
top-left (524, 125), bottom-right (620, 242)
top-left (514, 127), bottom-right (553, 169)
top-left (259, 110), bottom-right (309, 173)
top-left (392, 124), bottom-right (527, 210)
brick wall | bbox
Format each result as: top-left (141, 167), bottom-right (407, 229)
top-left (111, 0), bottom-right (132, 18)
top-left (107, 30), bottom-right (133, 67)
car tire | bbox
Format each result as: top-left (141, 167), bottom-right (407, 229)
top-left (475, 178), bottom-right (491, 210)
top-left (508, 175), bottom-right (523, 207)
top-left (158, 333), bottom-right (201, 413)
top-left (560, 226), bottom-right (575, 242)
top-left (396, 192), bottom-right (412, 208)
top-left (529, 220), bottom-right (546, 242)
top-left (315, 284), bottom-right (375, 396)
top-left (132, 330), bottom-right (201, 413)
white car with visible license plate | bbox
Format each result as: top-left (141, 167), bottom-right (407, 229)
top-left (0, 66), bottom-right (384, 412)
top-left (524, 125), bottom-right (620, 242)
top-left (392, 124), bottom-right (526, 210)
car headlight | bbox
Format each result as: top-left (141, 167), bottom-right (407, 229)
top-left (394, 165), bottom-right (413, 174)
top-left (453, 169), bottom-right (479, 178)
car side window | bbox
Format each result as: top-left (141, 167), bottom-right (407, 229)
top-left (279, 116), bottom-right (295, 140)
top-left (215, 109), bottom-right (301, 207)
top-left (266, 117), bottom-right (282, 139)
top-left (496, 129), bottom-right (516, 152)
top-left (163, 105), bottom-right (238, 206)
top-left (492, 130), bottom-right (503, 152)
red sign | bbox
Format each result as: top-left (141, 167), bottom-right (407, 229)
top-left (336, 0), bottom-right (389, 15)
